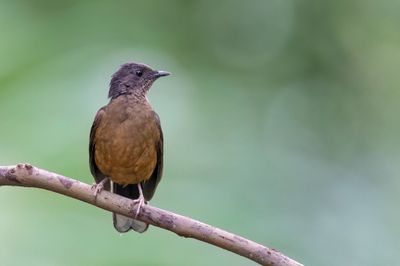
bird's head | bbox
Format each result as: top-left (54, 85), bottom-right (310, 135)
top-left (108, 62), bottom-right (170, 99)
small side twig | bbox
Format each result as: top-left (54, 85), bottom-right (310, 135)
top-left (0, 163), bottom-right (303, 266)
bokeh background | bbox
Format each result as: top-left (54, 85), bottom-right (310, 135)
top-left (0, 0), bottom-right (399, 265)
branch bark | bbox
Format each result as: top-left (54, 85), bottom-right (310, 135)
top-left (0, 163), bottom-right (303, 266)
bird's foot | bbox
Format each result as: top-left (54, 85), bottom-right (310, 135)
top-left (91, 177), bottom-right (108, 197)
top-left (132, 197), bottom-right (146, 218)
top-left (92, 183), bottom-right (103, 197)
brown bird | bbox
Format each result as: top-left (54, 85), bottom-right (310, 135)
top-left (89, 62), bottom-right (169, 233)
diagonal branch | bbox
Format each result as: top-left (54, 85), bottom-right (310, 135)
top-left (0, 163), bottom-right (303, 266)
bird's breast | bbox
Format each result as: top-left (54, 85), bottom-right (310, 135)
top-left (94, 100), bottom-right (159, 185)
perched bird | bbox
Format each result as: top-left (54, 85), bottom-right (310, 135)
top-left (89, 62), bottom-right (169, 233)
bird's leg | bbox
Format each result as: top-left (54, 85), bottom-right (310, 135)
top-left (92, 177), bottom-right (109, 197)
top-left (132, 183), bottom-right (145, 218)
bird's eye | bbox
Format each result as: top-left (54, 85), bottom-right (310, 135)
top-left (135, 70), bottom-right (143, 77)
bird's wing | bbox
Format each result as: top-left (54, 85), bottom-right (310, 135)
top-left (142, 112), bottom-right (164, 201)
top-left (89, 107), bottom-right (110, 190)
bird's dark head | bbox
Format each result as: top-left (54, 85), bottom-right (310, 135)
top-left (108, 62), bottom-right (170, 99)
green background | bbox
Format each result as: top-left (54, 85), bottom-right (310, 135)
top-left (0, 1), bottom-right (399, 265)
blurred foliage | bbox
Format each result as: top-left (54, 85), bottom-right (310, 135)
top-left (0, 0), bottom-right (399, 265)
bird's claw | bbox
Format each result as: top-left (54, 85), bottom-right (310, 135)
top-left (92, 177), bottom-right (108, 197)
top-left (132, 197), bottom-right (146, 218)
top-left (92, 183), bottom-right (104, 197)
top-left (95, 184), bottom-right (103, 195)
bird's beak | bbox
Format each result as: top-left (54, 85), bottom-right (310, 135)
top-left (153, 70), bottom-right (171, 79)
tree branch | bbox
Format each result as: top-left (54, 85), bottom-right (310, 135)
top-left (0, 163), bottom-right (303, 266)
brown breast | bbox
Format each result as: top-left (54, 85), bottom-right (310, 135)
top-left (94, 97), bottom-right (160, 186)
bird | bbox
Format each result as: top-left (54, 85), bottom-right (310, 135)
top-left (89, 62), bottom-right (169, 233)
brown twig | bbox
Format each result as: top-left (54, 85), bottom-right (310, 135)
top-left (0, 163), bottom-right (303, 266)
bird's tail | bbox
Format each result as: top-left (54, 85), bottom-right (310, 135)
top-left (111, 182), bottom-right (148, 233)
